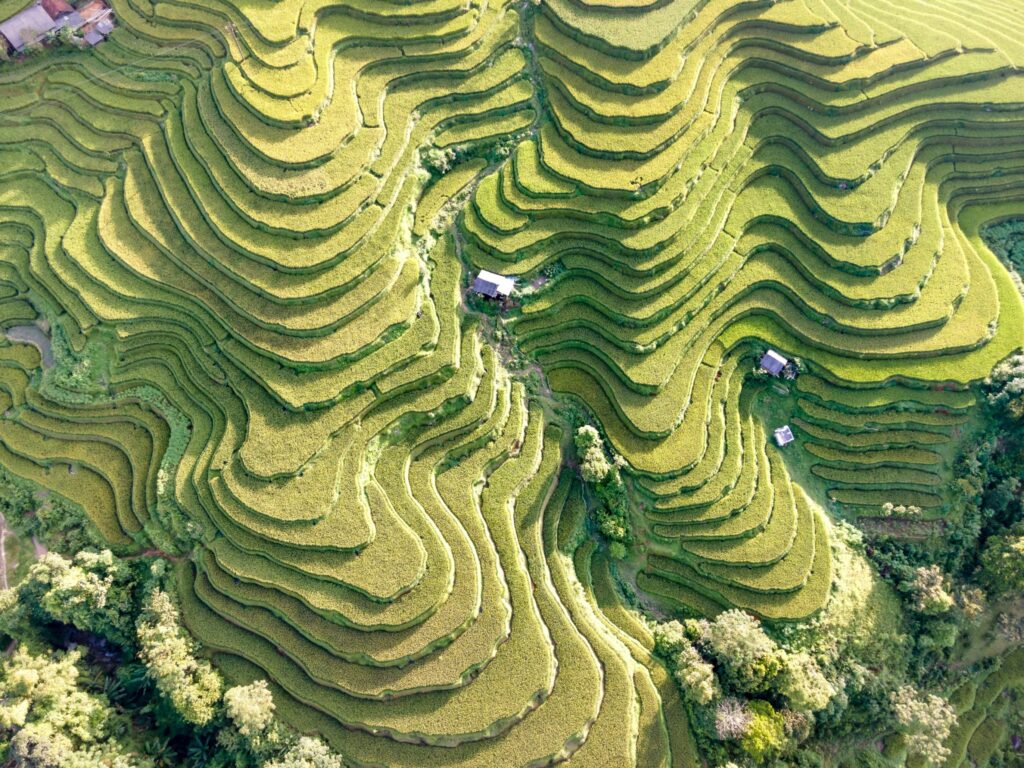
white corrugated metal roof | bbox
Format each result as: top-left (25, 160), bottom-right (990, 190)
top-left (760, 349), bottom-right (788, 376)
top-left (472, 270), bottom-right (515, 298)
top-left (773, 425), bottom-right (795, 447)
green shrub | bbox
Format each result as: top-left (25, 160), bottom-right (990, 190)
top-left (740, 700), bottom-right (786, 763)
top-left (18, 550), bottom-right (138, 646)
top-left (780, 652), bottom-right (835, 713)
top-left (982, 218), bottom-right (1024, 273)
top-left (0, 646), bottom-right (152, 768)
top-left (136, 587), bottom-right (222, 727)
top-left (574, 424), bottom-right (632, 549)
top-left (979, 524), bottom-right (1024, 595)
top-left (702, 610), bottom-right (784, 694)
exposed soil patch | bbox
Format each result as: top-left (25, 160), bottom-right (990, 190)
top-left (6, 323), bottom-right (53, 368)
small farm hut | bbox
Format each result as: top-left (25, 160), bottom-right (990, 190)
top-left (774, 425), bottom-right (795, 447)
top-left (760, 349), bottom-right (788, 377)
top-left (472, 270), bottom-right (515, 299)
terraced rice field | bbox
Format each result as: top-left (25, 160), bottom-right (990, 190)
top-left (946, 648), bottom-right (1024, 767)
top-left (0, 0), bottom-right (1021, 764)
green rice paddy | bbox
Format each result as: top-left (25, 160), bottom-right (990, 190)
top-left (0, 0), bottom-right (1020, 763)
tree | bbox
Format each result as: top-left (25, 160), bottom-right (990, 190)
top-left (881, 503), bottom-right (922, 519)
top-left (0, 470), bottom-right (35, 526)
top-left (580, 444), bottom-right (611, 484)
top-left (702, 610), bottom-right (776, 666)
top-left (714, 697), bottom-right (752, 740)
top-left (0, 587), bottom-right (28, 640)
top-left (779, 652), bottom-right (835, 713)
top-left (653, 620), bottom-right (719, 705)
top-left (19, 550), bottom-right (137, 645)
top-left (575, 426), bottom-right (612, 484)
top-left (574, 425), bottom-right (600, 453)
top-left (891, 685), bottom-right (956, 766)
top-left (574, 425), bottom-right (631, 547)
top-left (979, 524), bottom-right (1024, 595)
top-left (219, 678), bottom-right (289, 763)
top-left (0, 646), bottom-right (152, 767)
top-left (225, 680), bottom-right (276, 739)
top-left (652, 620), bottom-right (689, 658)
top-left (263, 736), bottom-right (344, 768)
top-left (26, 496), bottom-right (105, 554)
top-left (740, 700), bottom-right (786, 763)
top-left (136, 588), bottom-right (222, 726)
top-left (673, 643), bottom-right (717, 705)
top-left (702, 610), bottom-right (783, 693)
top-left (595, 510), bottom-right (627, 542)
top-left (986, 353), bottom-right (1024, 420)
top-left (918, 619), bottom-right (958, 651)
top-left (781, 709), bottom-right (813, 743)
top-left (908, 565), bottom-right (954, 615)
top-left (983, 220), bottom-right (1024, 274)
top-left (955, 585), bottom-right (987, 620)
top-left (607, 541), bottom-right (628, 560)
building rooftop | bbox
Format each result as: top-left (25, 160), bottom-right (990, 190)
top-left (0, 0), bottom-right (111, 52)
top-left (0, 5), bottom-right (57, 50)
top-left (774, 425), bottom-right (795, 447)
top-left (78, 0), bottom-right (111, 24)
top-left (760, 349), bottom-right (788, 377)
top-left (472, 270), bottom-right (515, 299)
top-left (40, 0), bottom-right (74, 20)
top-left (78, 1), bottom-right (113, 43)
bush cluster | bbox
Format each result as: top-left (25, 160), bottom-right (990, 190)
top-left (982, 218), bottom-right (1024, 275)
top-left (651, 611), bottom-right (837, 765)
top-left (0, 522), bottom-right (346, 768)
top-left (866, 353), bottom-right (1024, 649)
top-left (573, 426), bottom-right (630, 557)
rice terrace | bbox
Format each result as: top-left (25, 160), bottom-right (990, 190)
top-left (0, 0), bottom-right (1020, 765)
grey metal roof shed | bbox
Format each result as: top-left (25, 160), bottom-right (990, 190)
top-left (0, 5), bottom-right (57, 51)
top-left (760, 349), bottom-right (788, 377)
